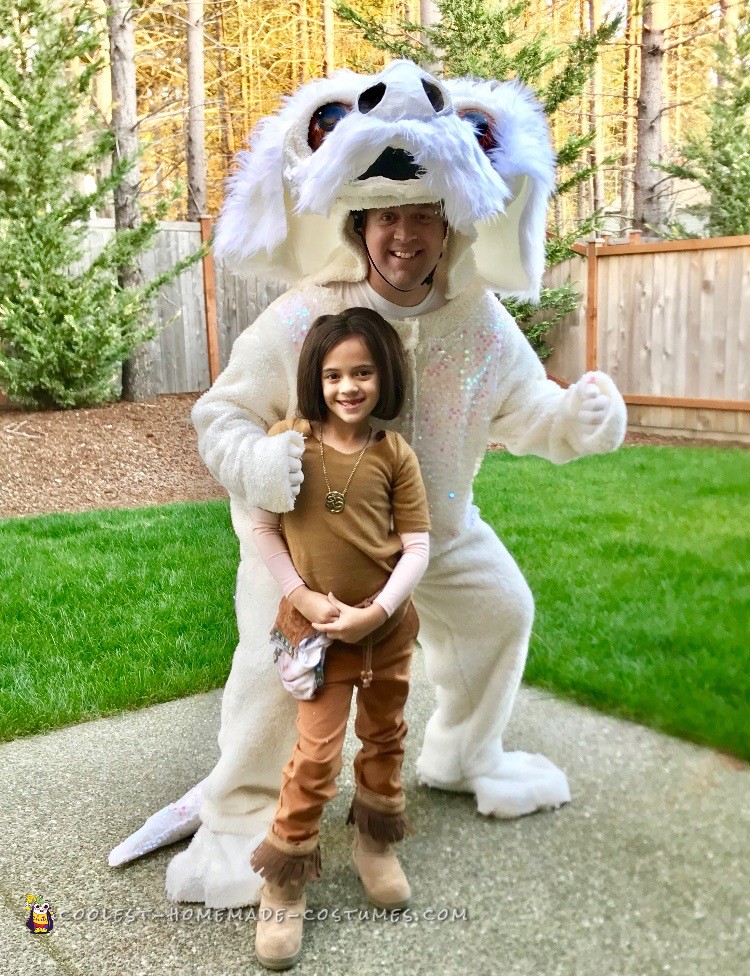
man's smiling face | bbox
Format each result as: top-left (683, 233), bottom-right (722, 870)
top-left (363, 203), bottom-right (447, 305)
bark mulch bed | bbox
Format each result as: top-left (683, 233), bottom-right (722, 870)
top-left (0, 393), bottom-right (226, 520)
top-left (1, 393), bottom-right (744, 520)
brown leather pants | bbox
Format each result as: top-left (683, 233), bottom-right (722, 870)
top-left (270, 601), bottom-right (419, 846)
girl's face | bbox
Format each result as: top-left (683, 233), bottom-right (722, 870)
top-left (321, 335), bottom-right (380, 432)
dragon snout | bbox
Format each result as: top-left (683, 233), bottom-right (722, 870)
top-left (356, 75), bottom-right (447, 120)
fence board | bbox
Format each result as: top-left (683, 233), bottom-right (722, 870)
top-left (6, 221), bottom-right (748, 441)
top-left (543, 237), bottom-right (750, 440)
top-left (603, 248), bottom-right (618, 377)
top-left (544, 254), bottom-right (586, 380)
top-left (739, 249), bottom-right (750, 401)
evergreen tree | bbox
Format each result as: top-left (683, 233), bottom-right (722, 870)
top-left (0, 0), bottom-right (199, 409)
top-left (334, 0), bottom-right (619, 360)
top-left (658, 9), bottom-right (750, 239)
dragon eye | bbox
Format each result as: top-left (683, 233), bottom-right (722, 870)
top-left (459, 109), bottom-right (496, 154)
top-left (308, 102), bottom-right (351, 151)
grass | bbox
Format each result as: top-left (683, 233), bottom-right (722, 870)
top-left (0, 501), bottom-right (239, 741)
top-left (473, 446), bottom-right (750, 760)
top-left (1, 445), bottom-right (748, 758)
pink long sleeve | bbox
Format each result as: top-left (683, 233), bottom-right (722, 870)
top-left (251, 511), bottom-right (429, 614)
top-left (374, 532), bottom-right (430, 617)
top-left (250, 508), bottom-right (306, 597)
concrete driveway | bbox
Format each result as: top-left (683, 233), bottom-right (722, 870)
top-left (2, 651), bottom-right (748, 976)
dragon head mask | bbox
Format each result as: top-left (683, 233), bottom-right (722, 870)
top-left (214, 59), bottom-right (555, 300)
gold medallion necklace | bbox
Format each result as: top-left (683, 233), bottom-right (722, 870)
top-left (319, 424), bottom-right (371, 513)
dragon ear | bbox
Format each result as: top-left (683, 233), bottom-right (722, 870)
top-left (213, 113), bottom-right (289, 266)
top-left (474, 172), bottom-right (550, 300)
top-left (452, 80), bottom-right (555, 300)
top-left (212, 112), bottom-right (341, 283)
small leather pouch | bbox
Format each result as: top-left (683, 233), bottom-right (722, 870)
top-left (270, 592), bottom-right (412, 699)
top-left (270, 597), bottom-right (330, 701)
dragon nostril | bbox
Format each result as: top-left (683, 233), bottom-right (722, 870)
top-left (358, 82), bottom-right (386, 114)
top-left (421, 79), bottom-right (444, 112)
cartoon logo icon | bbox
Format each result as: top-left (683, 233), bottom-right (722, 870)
top-left (25, 893), bottom-right (54, 934)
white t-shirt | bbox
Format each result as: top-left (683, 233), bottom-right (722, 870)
top-left (328, 279), bottom-right (446, 320)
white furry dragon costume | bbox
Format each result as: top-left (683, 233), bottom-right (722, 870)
top-left (110, 60), bottom-right (626, 907)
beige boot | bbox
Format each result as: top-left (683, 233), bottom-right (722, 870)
top-left (352, 827), bottom-right (411, 910)
top-left (255, 882), bottom-right (306, 971)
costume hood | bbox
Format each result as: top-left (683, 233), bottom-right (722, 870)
top-left (214, 60), bottom-right (555, 300)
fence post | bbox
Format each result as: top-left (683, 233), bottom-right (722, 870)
top-left (585, 240), bottom-right (599, 372)
top-left (200, 217), bottom-right (221, 384)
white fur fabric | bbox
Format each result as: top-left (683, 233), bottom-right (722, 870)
top-left (421, 752), bottom-right (572, 818)
top-left (146, 274), bottom-right (628, 907)
top-left (165, 826), bottom-right (268, 908)
top-left (188, 310), bottom-right (303, 513)
top-left (162, 513), bottom-right (568, 908)
top-left (213, 59), bottom-right (555, 299)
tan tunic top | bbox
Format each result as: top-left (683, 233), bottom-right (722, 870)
top-left (268, 418), bottom-right (430, 607)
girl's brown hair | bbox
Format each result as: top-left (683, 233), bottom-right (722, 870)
top-left (296, 308), bottom-right (407, 423)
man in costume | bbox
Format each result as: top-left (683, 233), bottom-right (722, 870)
top-left (109, 60), bottom-right (626, 908)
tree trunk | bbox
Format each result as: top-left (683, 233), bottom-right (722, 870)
top-left (90, 0), bottom-right (114, 217)
top-left (107, 0), bottom-right (140, 236)
top-left (588, 0), bottom-right (605, 212)
top-left (551, 0), bottom-right (563, 233)
top-left (106, 0), bottom-right (157, 401)
top-left (718, 0), bottom-right (741, 87)
top-left (419, 0), bottom-right (441, 72)
top-left (214, 3), bottom-right (235, 167)
top-left (420, 0), bottom-right (440, 25)
top-left (323, 0), bottom-right (335, 78)
top-left (633, 0), bottom-right (668, 235)
top-left (186, 0), bottom-right (207, 220)
top-left (621, 0), bottom-right (638, 227)
top-left (298, 1), bottom-right (310, 84)
top-left (577, 0), bottom-right (590, 223)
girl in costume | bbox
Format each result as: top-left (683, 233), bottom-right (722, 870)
top-left (248, 307), bottom-right (430, 969)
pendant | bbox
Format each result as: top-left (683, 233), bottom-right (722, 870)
top-left (324, 491), bottom-right (345, 513)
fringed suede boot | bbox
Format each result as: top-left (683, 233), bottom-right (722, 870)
top-left (250, 831), bottom-right (321, 970)
top-left (352, 827), bottom-right (411, 910)
top-left (348, 789), bottom-right (411, 910)
top-left (255, 882), bottom-right (306, 971)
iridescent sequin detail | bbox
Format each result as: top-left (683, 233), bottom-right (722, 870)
top-left (278, 287), bottom-right (347, 353)
top-left (108, 782), bottom-right (204, 866)
top-left (409, 293), bottom-right (506, 542)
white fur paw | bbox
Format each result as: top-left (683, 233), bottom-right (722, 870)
top-left (469, 751), bottom-right (571, 818)
top-left (417, 770), bottom-right (473, 795)
top-left (165, 826), bottom-right (267, 908)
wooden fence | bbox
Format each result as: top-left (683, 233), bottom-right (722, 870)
top-left (3, 220), bottom-right (749, 442)
top-left (544, 234), bottom-right (750, 442)
top-left (70, 218), bottom-right (285, 397)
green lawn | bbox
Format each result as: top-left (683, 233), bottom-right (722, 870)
top-left (1, 445), bottom-right (748, 758)
top-left (0, 502), bottom-right (239, 741)
top-left (473, 446), bottom-right (750, 759)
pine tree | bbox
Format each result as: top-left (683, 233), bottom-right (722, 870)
top-left (0, 0), bottom-right (199, 409)
top-left (334, 0), bottom-right (619, 360)
top-left (658, 8), bottom-right (750, 239)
